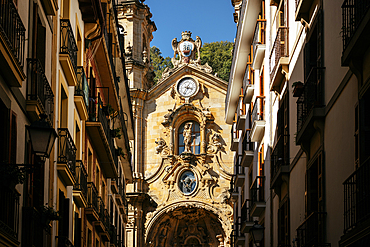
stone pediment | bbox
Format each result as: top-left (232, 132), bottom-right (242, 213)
top-left (147, 64), bottom-right (228, 101)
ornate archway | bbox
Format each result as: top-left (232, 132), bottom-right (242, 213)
top-left (146, 203), bottom-right (229, 247)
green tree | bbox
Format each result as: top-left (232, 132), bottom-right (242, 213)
top-left (200, 41), bottom-right (233, 82)
top-left (150, 46), bottom-right (173, 84)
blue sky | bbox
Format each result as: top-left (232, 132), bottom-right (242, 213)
top-left (145, 0), bottom-right (237, 58)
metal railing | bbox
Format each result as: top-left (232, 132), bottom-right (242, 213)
top-left (342, 0), bottom-right (370, 50)
top-left (118, 177), bottom-right (126, 203)
top-left (271, 134), bottom-right (290, 181)
top-left (0, 186), bottom-right (20, 239)
top-left (250, 176), bottom-right (265, 206)
top-left (87, 182), bottom-right (99, 212)
top-left (252, 19), bottom-right (266, 59)
top-left (76, 66), bottom-right (89, 109)
top-left (236, 155), bottom-right (244, 175)
top-left (296, 67), bottom-right (325, 133)
top-left (57, 128), bottom-right (77, 177)
top-left (119, 99), bottom-right (132, 162)
top-left (343, 157), bottom-right (370, 233)
top-left (242, 131), bottom-right (253, 152)
top-left (110, 224), bottom-right (118, 245)
top-left (74, 160), bottom-right (88, 199)
top-left (27, 58), bottom-right (54, 123)
top-left (98, 197), bottom-right (110, 230)
top-left (56, 236), bottom-right (74, 247)
top-left (270, 27), bottom-right (289, 81)
top-left (296, 211), bottom-right (327, 247)
top-left (60, 19), bottom-right (77, 74)
top-left (252, 96), bottom-right (265, 123)
top-left (241, 199), bottom-right (251, 223)
top-left (0, 0), bottom-right (26, 67)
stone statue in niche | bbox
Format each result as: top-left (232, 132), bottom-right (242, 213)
top-left (183, 122), bottom-right (193, 153)
top-left (207, 132), bottom-right (222, 154)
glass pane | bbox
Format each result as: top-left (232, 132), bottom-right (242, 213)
top-left (195, 133), bottom-right (200, 145)
top-left (179, 146), bottom-right (184, 154)
top-left (193, 122), bottom-right (200, 132)
top-left (179, 133), bottom-right (184, 144)
top-left (195, 145), bottom-right (200, 154)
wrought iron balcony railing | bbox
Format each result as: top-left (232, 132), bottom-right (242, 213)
top-left (296, 67), bottom-right (325, 133)
top-left (0, 0), bottom-right (26, 67)
top-left (74, 160), bottom-right (88, 199)
top-left (243, 62), bottom-right (254, 89)
top-left (236, 155), bottom-right (244, 176)
top-left (110, 224), bottom-right (118, 245)
top-left (98, 197), bottom-right (110, 230)
top-left (296, 211), bottom-right (327, 247)
top-left (76, 66), bottom-right (89, 108)
top-left (342, 0), bottom-right (370, 50)
top-left (57, 128), bottom-right (77, 177)
top-left (252, 96), bottom-right (265, 123)
top-left (271, 134), bottom-right (290, 180)
top-left (118, 178), bottom-right (126, 203)
top-left (0, 186), bottom-right (20, 239)
top-left (119, 99), bottom-right (132, 161)
top-left (241, 199), bottom-right (251, 223)
top-left (250, 176), bottom-right (265, 206)
top-left (270, 27), bottom-right (289, 81)
top-left (343, 157), bottom-right (370, 234)
top-left (27, 58), bottom-right (54, 122)
top-left (60, 19), bottom-right (77, 73)
top-left (242, 131), bottom-right (253, 152)
top-left (252, 19), bottom-right (266, 58)
top-left (87, 182), bottom-right (99, 212)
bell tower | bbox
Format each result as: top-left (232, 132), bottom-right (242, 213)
top-left (117, 1), bottom-right (156, 246)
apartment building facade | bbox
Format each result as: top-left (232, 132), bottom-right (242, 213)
top-left (226, 0), bottom-right (370, 246)
top-left (0, 0), bottom-right (134, 246)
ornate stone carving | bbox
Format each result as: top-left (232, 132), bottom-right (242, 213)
top-left (207, 132), bottom-right (223, 154)
top-left (155, 138), bottom-right (170, 155)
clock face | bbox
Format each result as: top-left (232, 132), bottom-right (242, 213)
top-left (177, 78), bottom-right (198, 97)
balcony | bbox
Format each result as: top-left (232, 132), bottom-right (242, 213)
top-left (115, 178), bottom-right (126, 206)
top-left (295, 0), bottom-right (315, 22)
top-left (250, 97), bottom-right (265, 142)
top-left (229, 175), bottom-right (239, 202)
top-left (296, 211), bottom-right (327, 247)
top-left (73, 160), bottom-right (88, 208)
top-left (57, 128), bottom-right (77, 186)
top-left (241, 200), bottom-right (254, 233)
top-left (235, 217), bottom-right (245, 245)
top-left (341, 0), bottom-right (370, 67)
top-left (270, 27), bottom-right (289, 93)
top-left (230, 123), bottom-right (240, 151)
top-left (340, 158), bottom-right (370, 246)
top-left (0, 186), bottom-right (20, 246)
top-left (252, 20), bottom-right (266, 70)
top-left (243, 63), bottom-right (254, 104)
top-left (94, 28), bottom-right (120, 111)
top-left (235, 155), bottom-right (245, 187)
top-left (110, 224), bottom-right (118, 246)
top-left (240, 131), bottom-right (254, 167)
top-left (271, 134), bottom-right (290, 190)
top-left (26, 58), bottom-right (54, 123)
top-left (296, 67), bottom-right (325, 145)
top-left (86, 95), bottom-right (118, 178)
top-left (250, 176), bottom-right (266, 217)
top-left (75, 67), bottom-right (89, 120)
top-left (56, 236), bottom-right (74, 247)
top-left (0, 0), bottom-right (26, 87)
top-left (86, 182), bottom-right (99, 221)
top-left (60, 19), bottom-right (77, 86)
top-left (95, 198), bottom-right (110, 241)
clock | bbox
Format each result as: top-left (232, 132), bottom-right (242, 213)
top-left (177, 78), bottom-right (198, 97)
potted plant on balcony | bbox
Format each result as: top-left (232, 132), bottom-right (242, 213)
top-left (115, 147), bottom-right (126, 159)
top-left (292, 81), bottom-right (303, 97)
top-left (111, 127), bottom-right (122, 139)
top-left (0, 163), bottom-right (28, 188)
top-left (103, 104), bottom-right (114, 116)
top-left (41, 205), bottom-right (61, 232)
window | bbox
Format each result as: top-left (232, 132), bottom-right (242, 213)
top-left (178, 121), bottom-right (200, 154)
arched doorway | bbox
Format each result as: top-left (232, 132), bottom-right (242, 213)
top-left (146, 206), bottom-right (225, 247)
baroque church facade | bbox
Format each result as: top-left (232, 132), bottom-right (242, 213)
top-left (118, 2), bottom-right (234, 246)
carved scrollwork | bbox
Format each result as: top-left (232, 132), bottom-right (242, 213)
top-left (155, 138), bottom-right (170, 156)
top-left (207, 132), bottom-right (223, 154)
